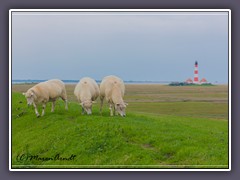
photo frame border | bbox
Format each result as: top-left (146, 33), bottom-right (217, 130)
top-left (9, 8), bottom-right (231, 172)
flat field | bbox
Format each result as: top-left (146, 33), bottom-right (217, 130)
top-left (11, 84), bottom-right (229, 169)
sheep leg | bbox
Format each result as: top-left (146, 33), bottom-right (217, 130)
top-left (113, 105), bottom-right (116, 116)
top-left (41, 103), bottom-right (46, 116)
top-left (51, 101), bottom-right (56, 112)
top-left (33, 102), bottom-right (40, 117)
top-left (64, 99), bottom-right (68, 110)
top-left (100, 96), bottom-right (104, 114)
top-left (61, 93), bottom-right (68, 110)
top-left (109, 103), bottom-right (113, 116)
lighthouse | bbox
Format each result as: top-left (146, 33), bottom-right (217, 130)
top-left (185, 61), bottom-right (208, 85)
top-left (193, 61), bottom-right (199, 84)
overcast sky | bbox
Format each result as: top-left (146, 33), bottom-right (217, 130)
top-left (11, 11), bottom-right (229, 83)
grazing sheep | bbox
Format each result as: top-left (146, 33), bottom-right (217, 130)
top-left (100, 75), bottom-right (128, 117)
top-left (74, 77), bottom-right (100, 115)
top-left (22, 79), bottom-right (68, 117)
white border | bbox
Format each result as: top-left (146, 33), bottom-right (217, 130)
top-left (9, 9), bottom-right (231, 172)
top-left (228, 9), bottom-right (231, 171)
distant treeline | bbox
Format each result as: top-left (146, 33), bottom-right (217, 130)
top-left (169, 82), bottom-right (213, 86)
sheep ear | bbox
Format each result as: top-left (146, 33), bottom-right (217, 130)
top-left (22, 92), bottom-right (26, 96)
top-left (92, 101), bottom-right (96, 104)
top-left (125, 102), bottom-right (128, 106)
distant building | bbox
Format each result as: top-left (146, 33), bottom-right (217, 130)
top-left (177, 61), bottom-right (211, 86)
top-left (188, 61), bottom-right (209, 84)
top-left (185, 78), bottom-right (193, 84)
top-left (200, 78), bottom-right (208, 84)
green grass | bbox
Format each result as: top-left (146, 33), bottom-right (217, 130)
top-left (11, 92), bottom-right (228, 169)
top-left (128, 102), bottom-right (228, 119)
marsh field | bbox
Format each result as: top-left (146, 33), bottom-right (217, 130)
top-left (11, 84), bottom-right (229, 169)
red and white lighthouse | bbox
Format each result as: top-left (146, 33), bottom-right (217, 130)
top-left (193, 61), bottom-right (199, 84)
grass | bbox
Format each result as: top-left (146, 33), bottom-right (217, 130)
top-left (128, 102), bottom-right (228, 119)
top-left (11, 84), bottom-right (229, 169)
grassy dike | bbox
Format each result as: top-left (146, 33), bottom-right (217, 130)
top-left (11, 89), bottom-right (228, 169)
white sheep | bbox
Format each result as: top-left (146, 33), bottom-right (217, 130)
top-left (22, 79), bottom-right (68, 117)
top-left (74, 77), bottom-right (100, 115)
top-left (100, 75), bottom-right (128, 117)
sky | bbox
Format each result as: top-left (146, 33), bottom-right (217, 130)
top-left (11, 11), bottom-right (229, 83)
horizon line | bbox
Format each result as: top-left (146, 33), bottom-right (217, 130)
top-left (11, 79), bottom-right (227, 83)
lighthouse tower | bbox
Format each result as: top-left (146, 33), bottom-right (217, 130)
top-left (193, 61), bottom-right (199, 84)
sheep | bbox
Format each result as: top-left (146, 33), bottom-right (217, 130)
top-left (100, 75), bottom-right (128, 117)
top-left (74, 77), bottom-right (100, 115)
top-left (22, 79), bottom-right (68, 117)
